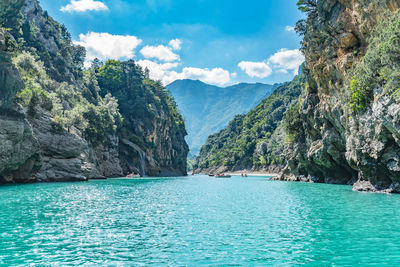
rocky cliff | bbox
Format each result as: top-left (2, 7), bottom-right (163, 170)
top-left (0, 0), bottom-right (188, 183)
top-left (277, 0), bottom-right (400, 192)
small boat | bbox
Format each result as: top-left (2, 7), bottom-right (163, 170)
top-left (126, 173), bottom-right (140, 178)
top-left (215, 174), bottom-right (231, 178)
top-left (208, 174), bottom-right (215, 177)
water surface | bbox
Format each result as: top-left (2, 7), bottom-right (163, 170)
top-left (1, 175), bottom-right (400, 265)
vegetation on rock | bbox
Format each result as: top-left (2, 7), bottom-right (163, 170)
top-left (277, 0), bottom-right (400, 193)
top-left (349, 10), bottom-right (400, 111)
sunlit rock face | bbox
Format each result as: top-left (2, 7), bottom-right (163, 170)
top-left (278, 0), bottom-right (400, 192)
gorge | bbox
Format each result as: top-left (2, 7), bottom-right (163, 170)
top-left (3, 0), bottom-right (400, 265)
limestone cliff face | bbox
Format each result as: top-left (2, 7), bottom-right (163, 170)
top-left (0, 27), bottom-right (40, 183)
top-left (0, 0), bottom-right (188, 183)
top-left (119, 109), bottom-right (188, 177)
top-left (278, 0), bottom-right (400, 192)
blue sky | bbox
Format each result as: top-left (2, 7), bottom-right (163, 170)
top-left (39, 0), bottom-right (305, 86)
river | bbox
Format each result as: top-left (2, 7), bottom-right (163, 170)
top-left (1, 175), bottom-right (400, 265)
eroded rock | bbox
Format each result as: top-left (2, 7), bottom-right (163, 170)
top-left (280, 0), bottom-right (400, 192)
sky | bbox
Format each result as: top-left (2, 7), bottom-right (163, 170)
top-left (39, 0), bottom-right (305, 86)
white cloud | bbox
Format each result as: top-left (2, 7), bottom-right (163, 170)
top-left (181, 67), bottom-right (231, 86)
top-left (268, 48), bottom-right (304, 75)
top-left (74, 32), bottom-right (142, 64)
top-left (285, 26), bottom-right (295, 32)
top-left (169, 39), bottom-right (182, 50)
top-left (61, 0), bottom-right (108, 12)
top-left (140, 45), bottom-right (180, 62)
top-left (238, 49), bottom-right (304, 78)
top-left (137, 59), bottom-right (179, 84)
top-left (137, 60), bottom-right (232, 86)
top-left (238, 61), bottom-right (272, 78)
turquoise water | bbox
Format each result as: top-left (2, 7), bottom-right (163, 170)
top-left (1, 176), bottom-right (400, 265)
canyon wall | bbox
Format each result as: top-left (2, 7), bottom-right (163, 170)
top-left (277, 0), bottom-right (400, 192)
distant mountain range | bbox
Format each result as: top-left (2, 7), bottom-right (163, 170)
top-left (167, 79), bottom-right (280, 156)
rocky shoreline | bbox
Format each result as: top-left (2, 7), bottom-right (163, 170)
top-left (194, 165), bottom-right (283, 176)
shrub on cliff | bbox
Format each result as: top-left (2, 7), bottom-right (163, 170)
top-left (297, 0), bottom-right (317, 14)
top-left (349, 10), bottom-right (400, 111)
top-left (282, 100), bottom-right (302, 142)
top-left (13, 51), bottom-right (52, 112)
top-left (82, 95), bottom-right (122, 146)
top-left (12, 51), bottom-right (122, 144)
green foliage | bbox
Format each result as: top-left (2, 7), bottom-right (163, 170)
top-left (297, 0), bottom-right (317, 13)
top-left (49, 78), bottom-right (123, 145)
top-left (92, 60), bottom-right (185, 153)
top-left (5, 4), bottom-right (84, 82)
top-left (82, 95), bottom-right (122, 146)
top-left (348, 10), bottom-right (400, 111)
top-left (12, 51), bottom-right (123, 146)
top-left (13, 51), bottom-right (48, 81)
top-left (64, 104), bottom-right (88, 131)
top-left (194, 74), bottom-right (305, 170)
top-left (94, 59), bottom-right (186, 135)
top-left (97, 60), bottom-right (125, 92)
top-left (164, 89), bottom-right (185, 127)
top-left (82, 69), bottom-right (101, 103)
top-left (349, 77), bottom-right (370, 111)
top-left (16, 85), bottom-right (53, 113)
top-left (282, 100), bottom-right (302, 142)
top-left (13, 51), bottom-right (53, 112)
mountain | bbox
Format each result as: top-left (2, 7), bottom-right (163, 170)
top-left (167, 79), bottom-right (279, 156)
top-left (193, 74), bottom-right (304, 173)
top-left (0, 0), bottom-right (188, 183)
top-left (275, 0), bottom-right (400, 192)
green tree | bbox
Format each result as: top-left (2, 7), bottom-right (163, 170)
top-left (297, 0), bottom-right (317, 13)
top-left (97, 60), bottom-right (125, 93)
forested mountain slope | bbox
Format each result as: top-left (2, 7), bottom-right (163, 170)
top-left (194, 75), bottom-right (304, 173)
top-left (0, 0), bottom-right (188, 183)
top-left (167, 79), bottom-right (278, 156)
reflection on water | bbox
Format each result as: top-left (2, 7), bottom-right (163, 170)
top-left (1, 176), bottom-right (400, 265)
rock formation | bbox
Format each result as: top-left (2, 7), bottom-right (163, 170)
top-left (277, 0), bottom-right (400, 193)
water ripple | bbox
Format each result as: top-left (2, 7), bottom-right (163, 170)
top-left (1, 176), bottom-right (400, 265)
